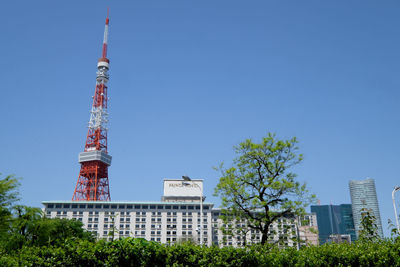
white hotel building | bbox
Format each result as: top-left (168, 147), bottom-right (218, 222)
top-left (43, 179), bottom-right (317, 247)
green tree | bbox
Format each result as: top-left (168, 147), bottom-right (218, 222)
top-left (358, 207), bottom-right (379, 242)
top-left (214, 133), bottom-right (315, 245)
top-left (0, 174), bottom-right (20, 235)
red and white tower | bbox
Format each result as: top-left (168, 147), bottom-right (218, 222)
top-left (73, 12), bottom-right (112, 201)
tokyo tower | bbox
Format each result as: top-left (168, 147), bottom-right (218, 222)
top-left (73, 11), bottom-right (112, 201)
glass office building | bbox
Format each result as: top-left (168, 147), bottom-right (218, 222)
top-left (349, 178), bottom-right (383, 238)
top-left (311, 204), bottom-right (356, 244)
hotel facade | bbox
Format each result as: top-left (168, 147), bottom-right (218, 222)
top-left (43, 179), bottom-right (318, 247)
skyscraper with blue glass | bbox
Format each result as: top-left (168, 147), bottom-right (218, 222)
top-left (349, 178), bottom-right (383, 238)
top-left (311, 204), bottom-right (356, 244)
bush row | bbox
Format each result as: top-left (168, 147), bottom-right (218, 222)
top-left (2, 238), bottom-right (400, 266)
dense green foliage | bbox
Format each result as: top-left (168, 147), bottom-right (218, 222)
top-left (0, 174), bottom-right (94, 251)
top-left (2, 237), bottom-right (400, 266)
top-left (214, 133), bottom-right (315, 244)
top-left (358, 207), bottom-right (380, 242)
top-left (0, 174), bottom-right (20, 235)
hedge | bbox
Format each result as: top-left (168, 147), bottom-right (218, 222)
top-left (1, 238), bottom-right (400, 266)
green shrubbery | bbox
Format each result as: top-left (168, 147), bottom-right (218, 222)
top-left (2, 238), bottom-right (400, 266)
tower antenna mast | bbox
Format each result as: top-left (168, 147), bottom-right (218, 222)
top-left (73, 11), bottom-right (112, 201)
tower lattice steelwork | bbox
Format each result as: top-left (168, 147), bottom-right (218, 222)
top-left (73, 12), bottom-right (112, 201)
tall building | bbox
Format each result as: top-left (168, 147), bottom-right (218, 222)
top-left (311, 204), bottom-right (356, 244)
top-left (73, 12), bottom-right (112, 201)
top-left (349, 178), bottom-right (383, 238)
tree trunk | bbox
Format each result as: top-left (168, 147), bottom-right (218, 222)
top-left (261, 224), bottom-right (269, 245)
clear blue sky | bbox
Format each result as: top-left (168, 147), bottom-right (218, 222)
top-left (1, 1), bottom-right (400, 236)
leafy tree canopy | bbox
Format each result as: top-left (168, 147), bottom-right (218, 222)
top-left (0, 174), bottom-right (20, 235)
top-left (214, 133), bottom-right (316, 244)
